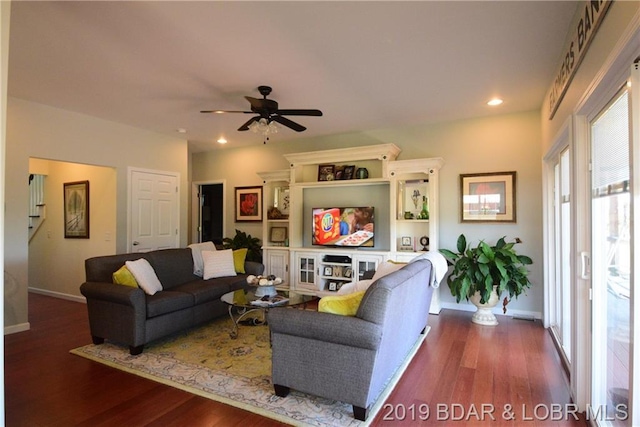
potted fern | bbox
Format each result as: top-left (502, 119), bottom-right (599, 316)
top-left (439, 234), bottom-right (533, 325)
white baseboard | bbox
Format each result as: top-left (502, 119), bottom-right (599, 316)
top-left (5, 322), bottom-right (30, 335)
top-left (28, 287), bottom-right (86, 304)
top-left (439, 301), bottom-right (542, 320)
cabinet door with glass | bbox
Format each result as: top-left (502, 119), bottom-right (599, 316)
top-left (264, 249), bottom-right (289, 287)
top-left (293, 252), bottom-right (319, 291)
top-left (355, 254), bottom-right (384, 280)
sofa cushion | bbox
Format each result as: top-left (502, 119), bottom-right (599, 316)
top-left (318, 291), bottom-right (366, 316)
top-left (146, 290), bottom-right (194, 318)
top-left (125, 259), bottom-right (163, 295)
top-left (112, 265), bottom-right (139, 288)
top-left (233, 248), bottom-right (248, 274)
top-left (188, 241), bottom-right (216, 276)
top-left (147, 249), bottom-right (196, 289)
top-left (202, 249), bottom-right (237, 279)
top-left (172, 276), bottom-right (248, 305)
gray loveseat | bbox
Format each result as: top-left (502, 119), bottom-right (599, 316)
top-left (268, 259), bottom-right (434, 421)
top-left (80, 248), bottom-right (263, 355)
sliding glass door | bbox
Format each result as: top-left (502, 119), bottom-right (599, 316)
top-left (590, 87), bottom-right (631, 426)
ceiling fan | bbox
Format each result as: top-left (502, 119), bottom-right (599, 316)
top-left (200, 85), bottom-right (323, 133)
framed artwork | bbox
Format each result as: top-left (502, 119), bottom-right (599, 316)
top-left (460, 171), bottom-right (516, 223)
top-left (403, 179), bottom-right (428, 219)
top-left (318, 164), bottom-right (335, 181)
top-left (400, 236), bottom-right (413, 251)
top-left (64, 180), bottom-right (90, 238)
top-left (328, 281), bottom-right (339, 291)
top-left (323, 266), bottom-right (333, 276)
top-left (343, 165), bottom-right (355, 180)
top-left (270, 227), bottom-right (287, 243)
top-left (235, 186), bottom-right (263, 222)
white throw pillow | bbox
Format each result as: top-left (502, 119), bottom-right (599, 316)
top-left (188, 241), bottom-right (217, 277)
top-left (125, 258), bottom-right (163, 295)
top-left (371, 261), bottom-right (406, 283)
top-left (202, 249), bottom-right (237, 279)
top-left (337, 279), bottom-right (374, 295)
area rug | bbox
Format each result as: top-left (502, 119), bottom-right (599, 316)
top-left (70, 316), bottom-right (428, 427)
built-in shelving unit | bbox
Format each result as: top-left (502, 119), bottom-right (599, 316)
top-left (258, 144), bottom-right (444, 312)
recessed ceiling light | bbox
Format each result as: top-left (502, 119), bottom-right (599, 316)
top-left (176, 128), bottom-right (187, 133)
top-left (487, 98), bottom-right (503, 106)
top-left (217, 137), bottom-right (228, 144)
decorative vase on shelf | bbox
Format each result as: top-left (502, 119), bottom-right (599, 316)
top-left (419, 196), bottom-right (429, 220)
top-left (355, 167), bottom-right (369, 179)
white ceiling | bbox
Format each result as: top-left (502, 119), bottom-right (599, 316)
top-left (8, 1), bottom-right (578, 153)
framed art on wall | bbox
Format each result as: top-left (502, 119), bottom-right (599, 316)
top-left (235, 186), bottom-right (263, 222)
top-left (64, 180), bottom-right (90, 238)
top-left (460, 171), bottom-right (516, 222)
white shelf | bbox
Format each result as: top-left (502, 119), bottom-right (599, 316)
top-left (292, 178), bottom-right (389, 189)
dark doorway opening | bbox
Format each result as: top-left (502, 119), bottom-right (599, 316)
top-left (200, 183), bottom-right (223, 245)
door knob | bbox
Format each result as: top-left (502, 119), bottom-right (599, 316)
top-left (133, 241), bottom-right (140, 246)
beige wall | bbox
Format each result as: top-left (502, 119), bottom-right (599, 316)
top-left (192, 110), bottom-right (544, 317)
top-left (5, 98), bottom-right (189, 330)
top-left (28, 160), bottom-right (116, 298)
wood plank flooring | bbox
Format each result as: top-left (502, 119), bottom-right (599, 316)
top-left (5, 293), bottom-right (585, 426)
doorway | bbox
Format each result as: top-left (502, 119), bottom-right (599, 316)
top-left (195, 182), bottom-right (224, 245)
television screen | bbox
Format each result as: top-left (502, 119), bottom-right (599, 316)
top-left (312, 207), bottom-right (374, 247)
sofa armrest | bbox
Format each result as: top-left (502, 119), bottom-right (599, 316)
top-left (244, 261), bottom-right (265, 276)
top-left (80, 282), bottom-right (146, 307)
top-left (268, 308), bottom-right (382, 350)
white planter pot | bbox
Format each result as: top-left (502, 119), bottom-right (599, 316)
top-left (469, 285), bottom-right (500, 326)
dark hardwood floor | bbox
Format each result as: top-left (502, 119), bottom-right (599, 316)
top-left (5, 293), bottom-right (585, 426)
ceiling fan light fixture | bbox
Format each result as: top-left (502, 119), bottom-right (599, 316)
top-left (249, 118), bottom-right (279, 136)
top-left (487, 98), bottom-right (503, 106)
top-left (217, 137), bottom-right (227, 144)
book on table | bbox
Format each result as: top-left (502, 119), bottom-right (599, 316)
top-left (250, 295), bottom-right (289, 307)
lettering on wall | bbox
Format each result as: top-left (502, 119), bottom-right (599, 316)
top-left (548, 0), bottom-right (612, 120)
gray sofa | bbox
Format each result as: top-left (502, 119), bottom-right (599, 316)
top-left (80, 248), bottom-right (263, 355)
top-left (268, 259), bottom-right (434, 421)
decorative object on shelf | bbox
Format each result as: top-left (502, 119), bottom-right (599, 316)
top-left (401, 179), bottom-right (428, 219)
top-left (235, 186), bottom-right (263, 222)
top-left (400, 236), bottom-right (413, 251)
top-left (439, 234), bottom-right (533, 326)
top-left (318, 164), bottom-right (335, 181)
top-left (343, 165), bottom-right (355, 180)
top-left (270, 227), bottom-right (287, 243)
top-left (64, 180), bottom-right (90, 239)
top-left (344, 267), bottom-right (353, 278)
top-left (355, 167), bottom-right (369, 179)
top-left (223, 229), bottom-right (263, 262)
top-left (246, 274), bottom-right (283, 298)
top-left (420, 236), bottom-right (430, 251)
top-left (417, 196), bottom-right (429, 220)
top-left (267, 207), bottom-right (288, 219)
top-left (460, 171), bottom-right (516, 223)
top-left (323, 266), bottom-right (333, 276)
top-left (334, 165), bottom-right (345, 180)
top-left (328, 281), bottom-right (339, 291)
top-left (273, 186), bottom-right (290, 215)
top-left (403, 211), bottom-right (414, 220)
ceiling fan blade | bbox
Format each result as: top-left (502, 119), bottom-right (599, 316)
top-left (200, 110), bottom-right (252, 114)
top-left (271, 115), bottom-right (306, 132)
top-left (238, 116), bottom-right (260, 131)
top-left (244, 96), bottom-right (265, 110)
top-left (276, 109), bottom-right (323, 117)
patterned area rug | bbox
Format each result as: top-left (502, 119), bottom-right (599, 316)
top-left (70, 315), bottom-right (427, 427)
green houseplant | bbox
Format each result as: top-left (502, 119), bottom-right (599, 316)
top-left (439, 234), bottom-right (533, 325)
top-left (223, 229), bottom-right (263, 263)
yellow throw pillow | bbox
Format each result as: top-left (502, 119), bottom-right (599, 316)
top-left (318, 291), bottom-right (366, 316)
top-left (233, 248), bottom-right (248, 274)
top-left (112, 265), bottom-right (139, 288)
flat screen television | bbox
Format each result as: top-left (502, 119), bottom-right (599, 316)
top-left (312, 207), bottom-right (374, 247)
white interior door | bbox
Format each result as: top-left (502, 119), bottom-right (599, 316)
top-left (129, 168), bottom-right (179, 252)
